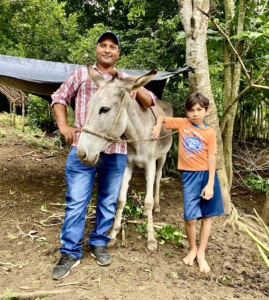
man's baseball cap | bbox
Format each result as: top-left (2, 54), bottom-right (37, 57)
top-left (96, 31), bottom-right (120, 47)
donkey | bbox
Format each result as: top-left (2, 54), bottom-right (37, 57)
top-left (77, 64), bottom-right (173, 250)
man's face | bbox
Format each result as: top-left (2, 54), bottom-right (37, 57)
top-left (95, 37), bottom-right (120, 67)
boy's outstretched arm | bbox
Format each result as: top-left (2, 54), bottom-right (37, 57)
top-left (201, 153), bottom-right (216, 200)
top-left (151, 115), bottom-right (167, 140)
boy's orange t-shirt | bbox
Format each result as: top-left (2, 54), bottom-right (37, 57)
top-left (165, 117), bottom-right (217, 171)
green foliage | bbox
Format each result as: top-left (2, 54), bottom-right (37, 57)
top-left (68, 24), bottom-right (111, 64)
top-left (27, 95), bottom-right (56, 132)
top-left (13, 0), bottom-right (80, 62)
top-left (156, 224), bottom-right (183, 244)
top-left (0, 129), bottom-right (6, 137)
top-left (135, 223), bottom-right (147, 233)
top-left (123, 197), bottom-right (143, 218)
top-left (0, 0), bottom-right (24, 56)
top-left (165, 251), bottom-right (173, 258)
top-left (4, 288), bottom-right (19, 300)
top-left (244, 174), bottom-right (269, 194)
top-left (87, 203), bottom-right (95, 215)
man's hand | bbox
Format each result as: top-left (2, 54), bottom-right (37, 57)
top-left (59, 125), bottom-right (81, 144)
top-left (151, 124), bottom-right (162, 140)
top-left (129, 88), bottom-right (139, 100)
top-left (201, 184), bottom-right (214, 200)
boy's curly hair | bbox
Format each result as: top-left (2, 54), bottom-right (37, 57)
top-left (185, 93), bottom-right (210, 111)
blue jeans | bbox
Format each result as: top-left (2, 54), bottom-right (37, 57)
top-left (60, 147), bottom-right (127, 259)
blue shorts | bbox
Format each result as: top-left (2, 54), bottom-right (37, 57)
top-left (182, 170), bottom-right (225, 221)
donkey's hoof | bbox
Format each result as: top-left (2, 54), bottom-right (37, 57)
top-left (107, 238), bottom-right (117, 248)
top-left (147, 240), bottom-right (157, 251)
top-left (154, 206), bottom-right (160, 213)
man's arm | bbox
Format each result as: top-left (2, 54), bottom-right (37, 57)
top-left (151, 115), bottom-right (167, 140)
top-left (130, 88), bottom-right (155, 107)
top-left (201, 153), bottom-right (216, 200)
top-left (53, 104), bottom-right (81, 144)
top-left (51, 68), bottom-right (83, 144)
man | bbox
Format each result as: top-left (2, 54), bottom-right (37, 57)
top-left (51, 32), bottom-right (157, 280)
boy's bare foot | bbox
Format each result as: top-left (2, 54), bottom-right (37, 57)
top-left (197, 253), bottom-right (210, 273)
top-left (183, 247), bottom-right (197, 266)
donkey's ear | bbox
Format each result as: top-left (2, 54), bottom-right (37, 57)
top-left (120, 69), bottom-right (157, 92)
top-left (86, 63), bottom-right (106, 88)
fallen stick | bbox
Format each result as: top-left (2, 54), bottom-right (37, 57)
top-left (31, 223), bottom-right (45, 231)
top-left (0, 200), bottom-right (13, 210)
top-left (39, 221), bottom-right (63, 227)
top-left (0, 289), bottom-right (72, 300)
top-left (56, 272), bottom-right (92, 287)
top-left (0, 213), bottom-right (9, 220)
top-left (232, 166), bottom-right (253, 192)
top-left (126, 220), bottom-right (163, 229)
top-left (0, 262), bottom-right (13, 265)
top-left (118, 249), bottom-right (128, 261)
top-left (21, 151), bottom-right (34, 157)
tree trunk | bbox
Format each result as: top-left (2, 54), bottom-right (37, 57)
top-left (222, 0), bottom-right (246, 189)
top-left (264, 104), bottom-right (269, 140)
top-left (238, 103), bottom-right (244, 140)
top-left (178, 0), bottom-right (231, 213)
top-left (257, 105), bottom-right (261, 138)
top-left (254, 108), bottom-right (258, 138)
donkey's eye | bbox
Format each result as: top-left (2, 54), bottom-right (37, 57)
top-left (99, 106), bottom-right (110, 114)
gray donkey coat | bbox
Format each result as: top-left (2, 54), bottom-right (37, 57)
top-left (77, 65), bottom-right (173, 250)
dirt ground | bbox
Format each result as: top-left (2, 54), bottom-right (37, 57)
top-left (1, 121), bottom-right (269, 300)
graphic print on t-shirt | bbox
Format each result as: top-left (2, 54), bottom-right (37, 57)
top-left (182, 128), bottom-right (205, 159)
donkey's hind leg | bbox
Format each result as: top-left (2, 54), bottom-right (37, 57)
top-left (153, 155), bottom-right (166, 213)
top-left (143, 161), bottom-right (157, 251)
top-left (107, 163), bottom-right (134, 248)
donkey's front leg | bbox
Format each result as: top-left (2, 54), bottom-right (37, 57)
top-left (107, 163), bottom-right (134, 248)
top-left (143, 161), bottom-right (157, 251)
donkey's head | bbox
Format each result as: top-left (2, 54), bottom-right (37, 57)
top-left (76, 64), bottom-right (156, 166)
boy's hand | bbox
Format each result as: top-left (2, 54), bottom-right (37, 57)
top-left (130, 88), bottom-right (139, 99)
top-left (151, 124), bottom-right (162, 140)
top-left (201, 184), bottom-right (214, 200)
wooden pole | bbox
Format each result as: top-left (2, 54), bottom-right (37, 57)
top-left (9, 101), bottom-right (12, 126)
top-left (13, 103), bottom-right (16, 127)
top-left (22, 96), bottom-right (25, 132)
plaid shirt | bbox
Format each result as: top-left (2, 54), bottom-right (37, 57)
top-left (51, 62), bottom-right (157, 154)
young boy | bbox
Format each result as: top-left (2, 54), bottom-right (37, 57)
top-left (151, 93), bottom-right (224, 273)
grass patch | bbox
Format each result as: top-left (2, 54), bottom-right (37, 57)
top-left (0, 128), bottom-right (6, 137)
top-left (0, 113), bottom-right (63, 150)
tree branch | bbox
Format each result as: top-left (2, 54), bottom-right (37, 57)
top-left (197, 7), bottom-right (269, 130)
top-left (197, 7), bottom-right (251, 83)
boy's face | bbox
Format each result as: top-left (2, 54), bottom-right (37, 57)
top-left (186, 103), bottom-right (209, 127)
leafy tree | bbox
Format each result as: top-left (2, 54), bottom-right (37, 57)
top-left (12, 0), bottom-right (80, 62)
top-left (0, 0), bottom-right (24, 56)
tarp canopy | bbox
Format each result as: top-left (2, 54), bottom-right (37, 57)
top-left (0, 54), bottom-right (194, 101)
